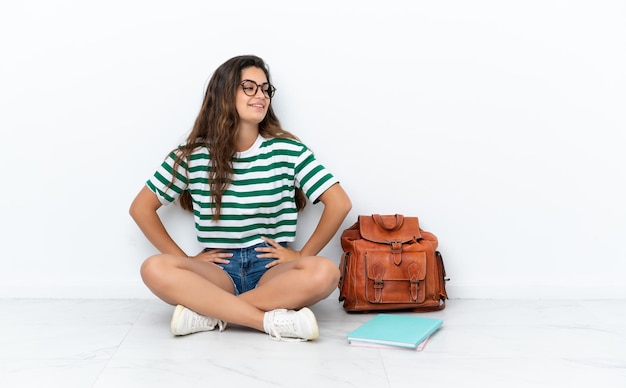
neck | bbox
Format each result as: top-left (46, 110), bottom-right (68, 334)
top-left (235, 125), bottom-right (260, 152)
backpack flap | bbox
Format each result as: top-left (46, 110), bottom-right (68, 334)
top-left (359, 214), bottom-right (422, 244)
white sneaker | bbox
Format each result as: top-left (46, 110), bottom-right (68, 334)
top-left (170, 305), bottom-right (227, 336)
top-left (264, 307), bottom-right (319, 341)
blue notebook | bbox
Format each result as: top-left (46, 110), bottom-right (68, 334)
top-left (347, 314), bottom-right (443, 349)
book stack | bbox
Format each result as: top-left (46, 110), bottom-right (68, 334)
top-left (346, 314), bottom-right (443, 351)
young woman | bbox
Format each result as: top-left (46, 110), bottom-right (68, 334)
top-left (129, 55), bottom-right (351, 341)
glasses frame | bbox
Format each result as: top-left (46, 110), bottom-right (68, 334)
top-left (239, 79), bottom-right (276, 98)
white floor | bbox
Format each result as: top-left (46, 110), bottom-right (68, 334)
top-left (1, 292), bottom-right (625, 388)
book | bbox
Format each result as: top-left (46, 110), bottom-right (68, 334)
top-left (347, 314), bottom-right (443, 350)
top-left (349, 336), bottom-right (431, 351)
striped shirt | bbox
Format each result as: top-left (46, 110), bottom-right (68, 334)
top-left (146, 134), bottom-right (339, 248)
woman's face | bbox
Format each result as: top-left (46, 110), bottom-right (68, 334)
top-left (236, 66), bottom-right (271, 127)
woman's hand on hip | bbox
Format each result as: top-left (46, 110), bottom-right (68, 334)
top-left (255, 236), bottom-right (302, 268)
top-left (191, 249), bottom-right (232, 264)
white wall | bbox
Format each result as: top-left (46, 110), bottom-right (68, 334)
top-left (1, 0), bottom-right (624, 299)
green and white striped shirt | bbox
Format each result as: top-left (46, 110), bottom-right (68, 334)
top-left (147, 134), bottom-right (338, 248)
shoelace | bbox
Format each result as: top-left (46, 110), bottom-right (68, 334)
top-left (267, 311), bottom-right (305, 342)
top-left (189, 310), bottom-right (227, 332)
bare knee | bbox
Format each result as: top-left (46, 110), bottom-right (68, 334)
top-left (303, 256), bottom-right (341, 296)
top-left (140, 254), bottom-right (176, 291)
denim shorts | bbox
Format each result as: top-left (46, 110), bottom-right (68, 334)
top-left (208, 241), bottom-right (286, 295)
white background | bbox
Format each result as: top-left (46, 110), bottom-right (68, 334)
top-left (1, 0), bottom-right (624, 299)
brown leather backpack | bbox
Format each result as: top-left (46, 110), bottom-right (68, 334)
top-left (338, 214), bottom-right (448, 312)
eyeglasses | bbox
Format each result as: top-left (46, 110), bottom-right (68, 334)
top-left (240, 79), bottom-right (276, 98)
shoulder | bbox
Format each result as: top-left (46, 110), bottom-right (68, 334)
top-left (261, 136), bottom-right (308, 153)
top-left (164, 143), bottom-right (209, 165)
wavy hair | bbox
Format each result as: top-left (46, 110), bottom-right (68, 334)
top-left (171, 55), bottom-right (306, 219)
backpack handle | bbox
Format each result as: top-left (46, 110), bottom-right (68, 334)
top-left (373, 214), bottom-right (404, 231)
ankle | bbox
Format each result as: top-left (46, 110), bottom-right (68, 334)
top-left (263, 309), bottom-right (285, 334)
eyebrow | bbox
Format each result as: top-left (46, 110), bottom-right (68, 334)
top-left (241, 79), bottom-right (270, 85)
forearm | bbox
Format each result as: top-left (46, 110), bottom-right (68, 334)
top-left (133, 211), bottom-right (188, 256)
top-left (299, 211), bottom-right (346, 257)
top-left (299, 184), bottom-right (352, 257)
top-left (129, 186), bottom-right (188, 256)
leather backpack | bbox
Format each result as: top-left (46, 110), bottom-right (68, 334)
top-left (338, 214), bottom-right (448, 312)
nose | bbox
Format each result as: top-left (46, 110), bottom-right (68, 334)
top-left (254, 87), bottom-right (266, 98)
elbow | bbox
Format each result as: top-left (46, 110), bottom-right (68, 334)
top-left (320, 183), bottom-right (352, 219)
top-left (333, 184), bottom-right (352, 218)
top-left (129, 195), bottom-right (146, 222)
top-left (339, 192), bottom-right (352, 218)
top-left (129, 201), bottom-right (140, 222)
top-left (129, 186), bottom-right (161, 224)
top-left (344, 196), bottom-right (352, 216)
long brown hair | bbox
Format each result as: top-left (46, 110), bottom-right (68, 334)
top-left (171, 55), bottom-right (306, 219)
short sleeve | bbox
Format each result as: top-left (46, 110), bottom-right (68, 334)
top-left (294, 146), bottom-right (339, 204)
top-left (146, 150), bottom-right (189, 205)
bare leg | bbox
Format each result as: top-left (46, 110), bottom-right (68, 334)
top-left (140, 254), bottom-right (266, 331)
top-left (140, 254), bottom-right (340, 333)
top-left (239, 256), bottom-right (340, 311)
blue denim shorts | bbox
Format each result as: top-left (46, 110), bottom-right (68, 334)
top-left (208, 241), bottom-right (286, 295)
